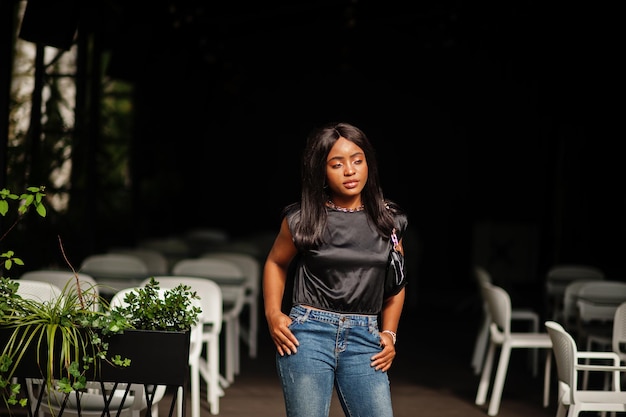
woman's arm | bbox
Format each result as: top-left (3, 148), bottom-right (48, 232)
top-left (371, 237), bottom-right (406, 372)
top-left (263, 217), bottom-right (300, 356)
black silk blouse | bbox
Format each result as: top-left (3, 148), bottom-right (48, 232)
top-left (286, 208), bottom-right (408, 315)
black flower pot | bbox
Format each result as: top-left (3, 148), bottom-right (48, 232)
top-left (1, 327), bottom-right (190, 417)
top-left (3, 328), bottom-right (190, 385)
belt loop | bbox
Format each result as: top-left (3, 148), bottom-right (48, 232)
top-left (302, 306), bottom-right (311, 321)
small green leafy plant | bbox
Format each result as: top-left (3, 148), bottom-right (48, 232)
top-left (111, 276), bottom-right (201, 331)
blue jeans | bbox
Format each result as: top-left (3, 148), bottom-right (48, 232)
top-left (276, 305), bottom-right (394, 417)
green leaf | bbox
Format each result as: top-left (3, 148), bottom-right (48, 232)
top-left (0, 355), bottom-right (12, 372)
top-left (72, 375), bottom-right (86, 390)
top-left (0, 189), bottom-right (18, 200)
top-left (57, 378), bottom-right (73, 393)
top-left (68, 361), bottom-right (81, 377)
top-left (111, 355), bottom-right (131, 367)
top-left (35, 203), bottom-right (46, 217)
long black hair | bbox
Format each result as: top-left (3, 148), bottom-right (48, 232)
top-left (284, 122), bottom-right (402, 250)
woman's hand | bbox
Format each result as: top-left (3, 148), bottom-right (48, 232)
top-left (267, 311), bottom-right (300, 356)
top-left (370, 332), bottom-right (396, 372)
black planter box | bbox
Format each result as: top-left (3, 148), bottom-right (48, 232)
top-left (100, 329), bottom-right (190, 385)
top-left (2, 328), bottom-right (190, 386)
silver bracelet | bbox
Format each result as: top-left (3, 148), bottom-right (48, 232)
top-left (382, 330), bottom-right (397, 345)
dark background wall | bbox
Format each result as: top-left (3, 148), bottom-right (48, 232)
top-left (3, 1), bottom-right (623, 302)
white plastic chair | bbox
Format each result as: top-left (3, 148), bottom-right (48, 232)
top-left (145, 276), bottom-right (224, 415)
top-left (561, 280), bottom-right (599, 337)
top-left (573, 281), bottom-right (626, 389)
top-left (137, 237), bottom-right (191, 272)
top-left (576, 281), bottom-right (626, 350)
top-left (19, 270), bottom-right (99, 311)
top-left (471, 266), bottom-right (541, 376)
top-left (15, 278), bottom-right (63, 302)
top-left (545, 320), bottom-right (626, 417)
top-left (110, 287), bottom-right (203, 417)
top-left (109, 247), bottom-right (169, 275)
top-left (545, 264), bottom-right (605, 321)
top-left (172, 257), bottom-right (247, 385)
top-left (212, 239), bottom-right (264, 258)
top-left (475, 282), bottom-right (552, 416)
top-left (594, 301), bottom-right (626, 392)
top-left (201, 251), bottom-right (260, 359)
top-left (80, 253), bottom-right (150, 296)
top-left (184, 227), bottom-right (230, 256)
top-left (602, 301), bottom-right (626, 394)
top-left (612, 302), bottom-right (626, 363)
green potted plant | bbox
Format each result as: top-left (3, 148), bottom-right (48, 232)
top-left (0, 187), bottom-right (201, 415)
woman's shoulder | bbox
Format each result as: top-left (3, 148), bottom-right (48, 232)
top-left (281, 202), bottom-right (301, 216)
top-left (384, 199), bottom-right (406, 219)
top-left (384, 199), bottom-right (403, 212)
top-left (384, 199), bottom-right (408, 233)
top-left (395, 212), bottom-right (408, 235)
top-left (281, 202), bottom-right (302, 226)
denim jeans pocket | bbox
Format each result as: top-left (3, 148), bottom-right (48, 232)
top-left (288, 306), bottom-right (306, 327)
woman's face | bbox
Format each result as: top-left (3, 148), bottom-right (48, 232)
top-left (325, 137), bottom-right (368, 202)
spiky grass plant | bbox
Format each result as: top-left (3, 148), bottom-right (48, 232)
top-left (0, 276), bottom-right (132, 407)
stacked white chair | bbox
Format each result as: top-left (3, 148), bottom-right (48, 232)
top-left (19, 270), bottom-right (99, 311)
top-left (16, 278), bottom-right (63, 302)
top-left (201, 251), bottom-right (261, 359)
top-left (545, 320), bottom-right (626, 417)
top-left (109, 247), bottom-right (169, 275)
top-left (471, 266), bottom-right (541, 376)
top-left (80, 253), bottom-right (150, 296)
top-left (545, 264), bottom-right (605, 321)
top-left (172, 257), bottom-right (247, 385)
top-left (183, 228), bottom-right (230, 257)
top-left (137, 237), bottom-right (191, 272)
top-left (561, 280), bottom-right (600, 336)
top-left (576, 281), bottom-right (626, 351)
top-left (475, 282), bottom-right (552, 416)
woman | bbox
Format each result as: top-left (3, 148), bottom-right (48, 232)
top-left (263, 121), bottom-right (408, 417)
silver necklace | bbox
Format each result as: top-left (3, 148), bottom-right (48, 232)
top-left (327, 200), bottom-right (365, 213)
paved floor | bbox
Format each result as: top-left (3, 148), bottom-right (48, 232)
top-left (181, 286), bottom-right (557, 417)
